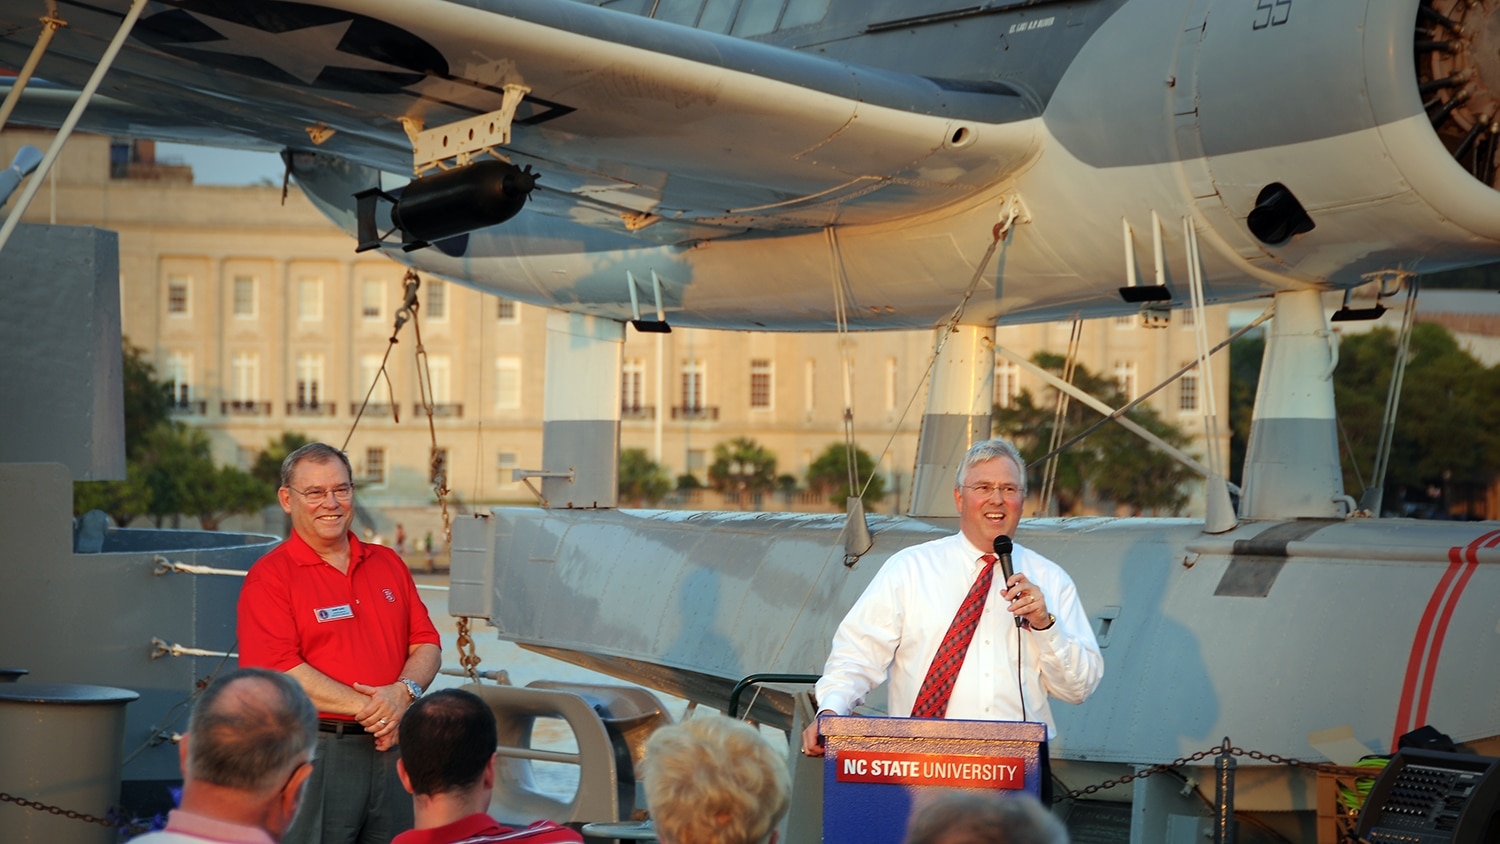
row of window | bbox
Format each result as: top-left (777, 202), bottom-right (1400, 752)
top-left (164, 352), bottom-right (524, 411)
top-left (991, 361), bottom-right (1201, 413)
top-left (344, 446), bottom-right (520, 488)
top-left (167, 352), bottom-right (1202, 417)
top-left (1112, 309), bottom-right (1197, 327)
top-left (320, 443), bottom-right (829, 491)
top-left (166, 276), bottom-right (520, 325)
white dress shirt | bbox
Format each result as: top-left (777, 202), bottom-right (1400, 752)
top-left (815, 532), bottom-right (1103, 737)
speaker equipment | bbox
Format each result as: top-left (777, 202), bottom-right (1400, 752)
top-left (1354, 748), bottom-right (1500, 843)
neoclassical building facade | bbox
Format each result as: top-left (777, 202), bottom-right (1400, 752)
top-left (5, 128), bottom-right (1231, 516)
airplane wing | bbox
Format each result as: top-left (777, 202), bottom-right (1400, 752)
top-left (0, 0), bottom-right (1041, 236)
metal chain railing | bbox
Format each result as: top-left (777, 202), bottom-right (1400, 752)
top-left (0, 790), bottom-right (153, 835)
top-left (1058, 737), bottom-right (1359, 802)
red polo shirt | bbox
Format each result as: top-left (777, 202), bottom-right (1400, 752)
top-left (391, 814), bottom-right (582, 844)
top-left (237, 531), bottom-right (440, 717)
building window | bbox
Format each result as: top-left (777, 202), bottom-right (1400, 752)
top-left (686, 448), bottom-right (706, 479)
top-left (804, 359), bottom-right (815, 413)
top-left (166, 352), bottom-right (193, 405)
top-left (750, 359), bottom-right (772, 409)
top-left (995, 361), bottom-right (1021, 409)
top-left (884, 357), bottom-right (898, 411)
top-left (427, 281), bottom-right (446, 320)
top-left (681, 359), bottom-right (705, 411)
top-left (427, 356), bottom-right (452, 405)
top-left (232, 276), bottom-right (256, 318)
top-left (361, 279), bottom-right (384, 321)
top-left (494, 357), bottom-right (521, 410)
top-left (231, 353), bottom-right (259, 401)
top-left (496, 450), bottom-right (518, 485)
top-left (364, 447), bottom-right (386, 485)
top-left (298, 278), bottom-right (323, 322)
top-left (1114, 360), bottom-right (1138, 401)
top-left (359, 354), bottom-right (385, 399)
top-left (622, 359), bottom-right (645, 412)
top-left (109, 141), bottom-right (130, 179)
top-left (1114, 314), bottom-right (1134, 327)
top-left (1179, 365), bottom-right (1199, 413)
top-left (296, 353), bottom-right (323, 408)
top-left (1181, 307), bottom-right (1196, 327)
top-left (496, 298), bottom-right (518, 323)
top-left (167, 275), bottom-right (190, 315)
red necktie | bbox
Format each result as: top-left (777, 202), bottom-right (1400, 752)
top-left (910, 554), bottom-right (996, 718)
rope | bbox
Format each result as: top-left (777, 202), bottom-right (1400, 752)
top-left (825, 228), bottom-right (861, 498)
top-left (1037, 320), bottom-right (1081, 515)
top-left (152, 555), bottom-right (247, 578)
top-left (1369, 277), bottom-right (1420, 500)
top-left (343, 271), bottom-right (420, 448)
top-left (1184, 219), bottom-right (1226, 480)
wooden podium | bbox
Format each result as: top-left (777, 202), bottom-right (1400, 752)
top-left (820, 715), bottom-right (1048, 844)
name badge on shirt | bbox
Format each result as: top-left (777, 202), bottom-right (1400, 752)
top-left (314, 604), bottom-right (354, 623)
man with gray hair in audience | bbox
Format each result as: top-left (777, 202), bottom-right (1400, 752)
top-left (133, 667), bottom-right (319, 844)
top-left (904, 791), bottom-right (1068, 844)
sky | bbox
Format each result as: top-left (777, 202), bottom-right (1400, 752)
top-left (155, 142), bottom-right (287, 186)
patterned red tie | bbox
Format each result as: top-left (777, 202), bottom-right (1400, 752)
top-left (910, 554), bottom-right (996, 718)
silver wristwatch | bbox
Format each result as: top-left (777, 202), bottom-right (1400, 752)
top-left (398, 677), bottom-right (423, 701)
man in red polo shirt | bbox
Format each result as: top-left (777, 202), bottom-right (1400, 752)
top-left (393, 689), bottom-right (581, 844)
top-left (239, 442), bottom-right (442, 844)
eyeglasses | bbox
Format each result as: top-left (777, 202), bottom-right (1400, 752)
top-left (964, 483), bottom-right (1024, 499)
top-left (287, 484), bottom-right (354, 505)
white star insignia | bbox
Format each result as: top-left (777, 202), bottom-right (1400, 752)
top-left (168, 12), bottom-right (415, 86)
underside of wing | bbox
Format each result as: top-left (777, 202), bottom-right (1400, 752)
top-left (0, 0), bottom-right (1041, 237)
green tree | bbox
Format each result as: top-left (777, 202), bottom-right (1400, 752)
top-left (707, 437), bottom-right (778, 495)
top-left (121, 339), bottom-right (171, 459)
top-left (182, 464), bottom-right (271, 530)
top-left (136, 422), bottom-right (214, 528)
top-left (619, 448), bottom-right (672, 506)
top-left (1227, 336), bottom-right (1264, 488)
top-left (1086, 402), bottom-right (1195, 515)
top-left (805, 443), bottom-right (887, 508)
top-left (73, 463), bottom-right (153, 527)
top-left (253, 431), bottom-right (311, 487)
top-left (994, 353), bottom-right (1196, 516)
top-left (1333, 323), bottom-right (1498, 515)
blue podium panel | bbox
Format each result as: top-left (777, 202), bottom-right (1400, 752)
top-left (821, 715), bottom-right (1047, 844)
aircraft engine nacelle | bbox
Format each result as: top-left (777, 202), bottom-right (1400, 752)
top-left (1183, 0), bottom-right (1500, 279)
top-left (355, 159), bottom-right (539, 253)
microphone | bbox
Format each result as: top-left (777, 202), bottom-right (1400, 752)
top-left (993, 535), bottom-right (1023, 628)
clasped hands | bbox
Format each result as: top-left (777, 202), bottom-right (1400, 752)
top-left (352, 681), bottom-right (414, 751)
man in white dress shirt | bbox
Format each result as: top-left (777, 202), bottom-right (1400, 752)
top-left (802, 438), bottom-right (1103, 755)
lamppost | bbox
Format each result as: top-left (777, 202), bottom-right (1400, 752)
top-left (729, 459), bottom-right (749, 509)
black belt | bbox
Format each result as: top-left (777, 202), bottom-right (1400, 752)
top-left (318, 718), bottom-right (372, 737)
